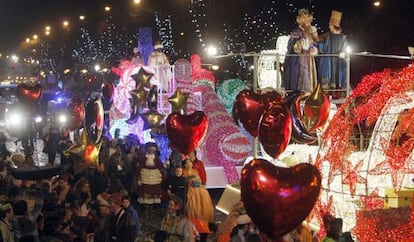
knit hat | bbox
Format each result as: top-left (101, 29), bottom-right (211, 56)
top-left (154, 41), bottom-right (164, 49)
top-left (145, 142), bottom-right (159, 153)
top-left (0, 203), bottom-right (11, 212)
top-left (237, 214), bottom-right (251, 225)
top-left (109, 193), bottom-right (123, 206)
top-left (96, 193), bottom-right (111, 207)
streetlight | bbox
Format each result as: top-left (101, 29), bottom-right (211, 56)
top-left (63, 20), bottom-right (69, 28)
top-left (79, 15), bottom-right (85, 21)
top-left (45, 26), bottom-right (51, 36)
top-left (104, 6), bottom-right (111, 12)
top-left (11, 55), bottom-right (18, 63)
top-left (133, 0), bottom-right (141, 4)
top-left (33, 35), bottom-right (38, 40)
top-left (373, 1), bottom-right (381, 7)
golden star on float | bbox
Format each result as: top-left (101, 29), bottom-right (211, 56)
top-left (141, 110), bottom-right (165, 130)
top-left (131, 67), bottom-right (154, 89)
top-left (168, 88), bottom-right (189, 114)
top-left (129, 87), bottom-right (148, 107)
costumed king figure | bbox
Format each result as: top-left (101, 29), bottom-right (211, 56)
top-left (283, 9), bottom-right (319, 92)
top-left (318, 10), bottom-right (348, 89)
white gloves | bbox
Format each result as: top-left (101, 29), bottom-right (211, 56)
top-left (301, 38), bottom-right (310, 51)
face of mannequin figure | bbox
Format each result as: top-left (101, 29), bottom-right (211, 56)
top-left (329, 24), bottom-right (342, 34)
top-left (297, 15), bottom-right (313, 29)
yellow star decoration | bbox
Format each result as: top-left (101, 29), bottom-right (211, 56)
top-left (64, 131), bottom-right (102, 173)
top-left (131, 67), bottom-right (154, 89)
top-left (129, 87), bottom-right (148, 107)
top-left (141, 111), bottom-right (165, 130)
top-left (168, 88), bottom-right (189, 114)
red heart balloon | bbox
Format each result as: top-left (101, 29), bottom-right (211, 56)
top-left (241, 159), bottom-right (321, 240)
top-left (166, 111), bottom-right (208, 155)
top-left (84, 97), bottom-right (104, 144)
top-left (66, 97), bottom-right (85, 131)
top-left (258, 102), bottom-right (292, 159)
top-left (16, 84), bottom-right (42, 106)
top-left (234, 89), bottom-right (282, 137)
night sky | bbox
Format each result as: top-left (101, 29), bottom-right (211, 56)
top-left (1, 0), bottom-right (413, 58)
top-left (0, 0), bottom-right (106, 51)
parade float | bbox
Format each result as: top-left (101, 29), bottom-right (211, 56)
top-left (8, 49), bottom-right (414, 241)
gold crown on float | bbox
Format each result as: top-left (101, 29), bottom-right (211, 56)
top-left (330, 10), bottom-right (342, 27)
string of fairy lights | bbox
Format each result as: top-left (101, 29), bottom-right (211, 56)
top-left (16, 0), bottom-right (319, 79)
top-left (188, 0), bottom-right (208, 47)
top-left (220, 0), bottom-right (315, 68)
top-left (72, 28), bottom-right (97, 64)
top-left (154, 12), bottom-right (176, 56)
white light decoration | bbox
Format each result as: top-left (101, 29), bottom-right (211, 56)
top-left (58, 113), bottom-right (67, 123)
top-left (188, 0), bottom-right (207, 47)
top-left (94, 64), bottom-right (101, 72)
top-left (73, 27), bottom-right (98, 65)
top-left (206, 45), bottom-right (218, 56)
top-left (35, 116), bottom-right (42, 123)
top-left (211, 64), bottom-right (219, 71)
top-left (6, 111), bottom-right (22, 128)
top-left (222, 0), bottom-right (316, 69)
top-left (11, 55), bottom-right (18, 63)
top-left (154, 12), bottom-right (177, 56)
top-left (97, 15), bottom-right (126, 62)
top-left (39, 42), bottom-right (57, 75)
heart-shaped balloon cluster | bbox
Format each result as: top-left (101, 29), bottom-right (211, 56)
top-left (241, 159), bottom-right (321, 240)
top-left (16, 83), bottom-right (42, 106)
top-left (65, 97), bottom-right (104, 169)
top-left (166, 111), bottom-right (208, 155)
top-left (234, 89), bottom-right (291, 159)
